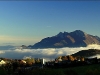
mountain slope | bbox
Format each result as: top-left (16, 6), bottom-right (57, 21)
top-left (72, 49), bottom-right (100, 57)
top-left (28, 30), bottom-right (100, 49)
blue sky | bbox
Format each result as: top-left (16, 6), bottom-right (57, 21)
top-left (0, 1), bottom-right (100, 46)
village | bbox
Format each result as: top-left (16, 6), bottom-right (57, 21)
top-left (0, 55), bottom-right (100, 69)
top-left (0, 55), bottom-right (100, 75)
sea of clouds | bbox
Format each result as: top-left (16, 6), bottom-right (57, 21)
top-left (0, 44), bottom-right (100, 61)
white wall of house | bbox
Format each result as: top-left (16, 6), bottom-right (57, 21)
top-left (40, 58), bottom-right (45, 65)
top-left (0, 60), bottom-right (6, 66)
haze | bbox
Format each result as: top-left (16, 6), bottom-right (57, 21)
top-left (0, 44), bottom-right (100, 60)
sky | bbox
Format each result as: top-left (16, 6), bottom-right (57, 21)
top-left (0, 1), bottom-right (100, 46)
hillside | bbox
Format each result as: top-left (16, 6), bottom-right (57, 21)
top-left (72, 49), bottom-right (100, 57)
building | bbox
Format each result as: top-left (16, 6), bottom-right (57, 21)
top-left (0, 59), bottom-right (6, 66)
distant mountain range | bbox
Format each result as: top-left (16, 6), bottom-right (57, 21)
top-left (27, 30), bottom-right (100, 49)
top-left (0, 45), bottom-right (15, 50)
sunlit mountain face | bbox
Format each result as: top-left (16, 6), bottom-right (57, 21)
top-left (0, 44), bottom-right (100, 60)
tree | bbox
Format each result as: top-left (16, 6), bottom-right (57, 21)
top-left (24, 57), bottom-right (35, 66)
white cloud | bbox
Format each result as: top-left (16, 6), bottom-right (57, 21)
top-left (0, 51), bottom-right (5, 54)
top-left (0, 44), bottom-right (100, 60)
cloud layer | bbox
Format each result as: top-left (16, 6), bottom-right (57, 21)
top-left (0, 44), bottom-right (100, 60)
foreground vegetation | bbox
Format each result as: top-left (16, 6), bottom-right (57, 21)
top-left (0, 64), bottom-right (100, 75)
top-left (0, 54), bottom-right (100, 75)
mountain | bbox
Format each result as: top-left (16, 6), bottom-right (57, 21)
top-left (28, 30), bottom-right (100, 49)
top-left (0, 45), bottom-right (15, 50)
top-left (72, 49), bottom-right (100, 57)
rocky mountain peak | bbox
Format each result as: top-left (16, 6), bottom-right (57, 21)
top-left (56, 31), bottom-right (68, 38)
top-left (72, 30), bottom-right (87, 36)
top-left (28, 30), bottom-right (100, 49)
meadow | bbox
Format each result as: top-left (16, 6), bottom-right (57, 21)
top-left (0, 64), bottom-right (100, 75)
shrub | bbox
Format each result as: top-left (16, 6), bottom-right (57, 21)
top-left (64, 69), bottom-right (78, 75)
top-left (85, 69), bottom-right (100, 75)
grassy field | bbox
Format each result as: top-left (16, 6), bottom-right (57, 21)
top-left (0, 64), bottom-right (100, 75)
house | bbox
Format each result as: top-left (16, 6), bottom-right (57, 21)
top-left (0, 59), bottom-right (6, 66)
top-left (21, 60), bottom-right (26, 64)
top-left (40, 58), bottom-right (46, 65)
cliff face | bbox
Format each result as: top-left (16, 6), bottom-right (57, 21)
top-left (28, 30), bottom-right (100, 49)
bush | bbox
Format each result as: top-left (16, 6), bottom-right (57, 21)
top-left (64, 69), bottom-right (78, 75)
top-left (85, 69), bottom-right (100, 75)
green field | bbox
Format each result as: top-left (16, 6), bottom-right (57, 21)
top-left (0, 64), bottom-right (100, 75)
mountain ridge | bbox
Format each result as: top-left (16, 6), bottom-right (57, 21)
top-left (28, 30), bottom-right (100, 49)
top-left (71, 49), bottom-right (100, 57)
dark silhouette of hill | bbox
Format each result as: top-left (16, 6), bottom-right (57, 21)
top-left (28, 30), bottom-right (100, 49)
top-left (72, 49), bottom-right (100, 57)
